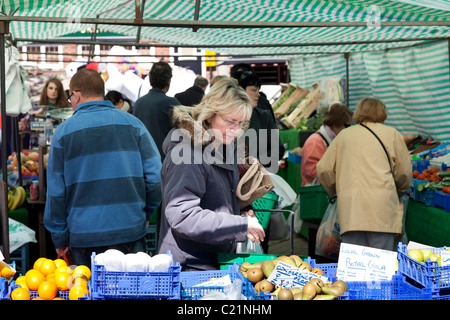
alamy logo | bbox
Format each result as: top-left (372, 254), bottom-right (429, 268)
top-left (66, 4), bottom-right (82, 32)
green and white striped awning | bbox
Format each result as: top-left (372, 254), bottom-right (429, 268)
top-left (2, 0), bottom-right (450, 56)
top-left (1, 0), bottom-right (450, 140)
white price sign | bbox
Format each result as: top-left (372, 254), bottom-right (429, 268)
top-left (336, 243), bottom-right (397, 282)
top-left (267, 261), bottom-right (328, 288)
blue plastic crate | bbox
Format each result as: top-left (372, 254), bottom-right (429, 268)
top-left (180, 264), bottom-right (261, 300)
top-left (0, 277), bottom-right (8, 300)
top-left (90, 252), bottom-right (181, 300)
top-left (433, 191), bottom-right (450, 212)
top-left (287, 151), bottom-right (302, 164)
top-left (397, 243), bottom-right (450, 290)
top-left (309, 259), bottom-right (338, 278)
top-left (346, 275), bottom-right (433, 300)
top-left (412, 159), bottom-right (430, 173)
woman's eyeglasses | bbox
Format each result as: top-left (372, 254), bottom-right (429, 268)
top-left (219, 115), bottom-right (249, 129)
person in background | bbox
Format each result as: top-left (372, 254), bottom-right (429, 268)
top-left (316, 97), bottom-right (412, 251)
top-left (133, 61), bottom-right (180, 162)
top-left (39, 77), bottom-right (71, 109)
top-left (158, 78), bottom-right (265, 270)
top-left (174, 76), bottom-right (208, 106)
top-left (301, 103), bottom-right (353, 187)
top-left (44, 68), bottom-right (162, 266)
top-left (105, 90), bottom-right (133, 113)
top-left (230, 63), bottom-right (276, 123)
top-left (233, 71), bottom-right (285, 172)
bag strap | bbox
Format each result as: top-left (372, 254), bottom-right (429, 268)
top-left (359, 123), bottom-right (392, 172)
top-left (316, 132), bottom-right (330, 147)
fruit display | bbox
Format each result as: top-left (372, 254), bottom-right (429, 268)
top-left (6, 150), bottom-right (48, 177)
top-left (9, 257), bottom-right (90, 300)
top-left (7, 186), bottom-right (26, 211)
top-left (238, 255), bottom-right (347, 300)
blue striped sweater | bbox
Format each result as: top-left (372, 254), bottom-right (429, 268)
top-left (44, 100), bottom-right (162, 248)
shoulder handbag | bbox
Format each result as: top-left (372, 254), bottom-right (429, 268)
top-left (236, 156), bottom-right (275, 209)
top-left (359, 123), bottom-right (393, 173)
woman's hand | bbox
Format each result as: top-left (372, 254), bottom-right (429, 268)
top-left (246, 215), bottom-right (265, 243)
top-left (245, 209), bottom-right (256, 218)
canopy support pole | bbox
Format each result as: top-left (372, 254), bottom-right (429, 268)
top-left (344, 52), bottom-right (350, 107)
top-left (135, 0), bottom-right (146, 44)
top-left (192, 0), bottom-right (201, 32)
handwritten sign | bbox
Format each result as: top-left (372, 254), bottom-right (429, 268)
top-left (335, 243), bottom-right (397, 282)
top-left (439, 251), bottom-right (450, 266)
top-left (267, 261), bottom-right (328, 288)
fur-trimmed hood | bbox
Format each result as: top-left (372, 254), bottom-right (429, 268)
top-left (164, 105), bottom-right (214, 152)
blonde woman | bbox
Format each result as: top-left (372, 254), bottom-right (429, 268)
top-left (158, 78), bottom-right (265, 270)
top-left (317, 98), bottom-right (412, 251)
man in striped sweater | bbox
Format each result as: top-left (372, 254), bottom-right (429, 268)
top-left (44, 68), bottom-right (162, 266)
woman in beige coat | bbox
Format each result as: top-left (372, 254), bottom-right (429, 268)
top-left (316, 98), bottom-right (412, 251)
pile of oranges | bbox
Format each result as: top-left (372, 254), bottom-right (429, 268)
top-left (10, 257), bottom-right (91, 300)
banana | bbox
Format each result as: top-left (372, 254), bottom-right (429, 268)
top-left (17, 186), bottom-right (26, 207)
top-left (7, 193), bottom-right (12, 210)
top-left (9, 186), bottom-right (25, 211)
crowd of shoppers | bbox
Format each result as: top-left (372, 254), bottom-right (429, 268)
top-left (40, 60), bottom-right (411, 269)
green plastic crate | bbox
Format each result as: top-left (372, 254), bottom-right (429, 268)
top-left (252, 193), bottom-right (279, 231)
top-left (299, 185), bottom-right (329, 224)
top-left (217, 252), bottom-right (309, 270)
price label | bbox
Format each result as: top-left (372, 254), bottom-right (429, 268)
top-left (336, 243), bottom-right (397, 282)
top-left (267, 261), bottom-right (328, 288)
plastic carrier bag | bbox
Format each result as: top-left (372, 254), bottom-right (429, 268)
top-left (236, 238), bottom-right (264, 254)
top-left (315, 198), bottom-right (341, 259)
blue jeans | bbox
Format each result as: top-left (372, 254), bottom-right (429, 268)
top-left (70, 237), bottom-right (147, 267)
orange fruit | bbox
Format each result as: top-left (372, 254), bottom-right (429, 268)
top-left (39, 259), bottom-right (57, 276)
top-left (46, 273), bottom-right (55, 283)
top-left (54, 272), bottom-right (72, 291)
top-left (69, 285), bottom-right (89, 300)
top-left (53, 297), bottom-right (64, 300)
top-left (1, 264), bottom-right (16, 280)
top-left (73, 265), bottom-right (91, 281)
top-left (55, 265), bottom-right (71, 275)
top-left (15, 276), bottom-right (28, 290)
top-left (53, 259), bottom-right (68, 269)
top-left (25, 270), bottom-right (45, 291)
top-left (33, 257), bottom-right (47, 270)
top-left (38, 280), bottom-right (58, 300)
top-left (11, 287), bottom-right (30, 300)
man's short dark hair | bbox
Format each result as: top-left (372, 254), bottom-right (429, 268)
top-left (149, 61), bottom-right (172, 89)
top-left (194, 76), bottom-right (208, 88)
